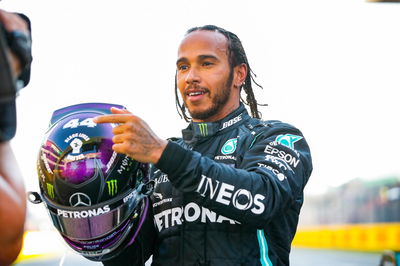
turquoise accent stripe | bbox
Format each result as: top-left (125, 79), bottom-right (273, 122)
top-left (249, 132), bottom-right (263, 149)
top-left (257, 229), bottom-right (273, 266)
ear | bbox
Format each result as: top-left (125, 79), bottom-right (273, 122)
top-left (233, 63), bottom-right (248, 88)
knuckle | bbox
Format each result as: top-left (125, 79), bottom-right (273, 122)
top-left (127, 132), bottom-right (136, 139)
top-left (112, 126), bottom-right (120, 134)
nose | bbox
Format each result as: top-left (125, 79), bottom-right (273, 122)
top-left (185, 67), bottom-right (200, 84)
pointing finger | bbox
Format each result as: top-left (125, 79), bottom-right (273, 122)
top-left (110, 107), bottom-right (132, 115)
top-left (93, 108), bottom-right (134, 124)
top-left (93, 114), bottom-right (129, 124)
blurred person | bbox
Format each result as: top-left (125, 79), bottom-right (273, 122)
top-left (94, 25), bottom-right (313, 266)
top-left (0, 8), bottom-right (32, 266)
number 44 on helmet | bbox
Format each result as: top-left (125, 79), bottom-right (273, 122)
top-left (28, 102), bottom-right (154, 261)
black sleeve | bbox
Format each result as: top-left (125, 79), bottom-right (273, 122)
top-left (102, 199), bottom-right (156, 266)
top-left (155, 124), bottom-right (313, 228)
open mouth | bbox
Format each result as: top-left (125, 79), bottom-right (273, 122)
top-left (186, 90), bottom-right (208, 103)
top-left (187, 91), bottom-right (206, 97)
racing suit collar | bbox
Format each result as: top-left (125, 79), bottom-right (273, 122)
top-left (182, 103), bottom-right (250, 144)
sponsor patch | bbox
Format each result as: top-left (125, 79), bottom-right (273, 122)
top-left (264, 145), bottom-right (300, 168)
top-left (106, 179), bottom-right (118, 196)
top-left (221, 138), bottom-right (237, 155)
top-left (220, 114), bottom-right (242, 131)
top-left (47, 183), bottom-right (55, 199)
top-left (198, 123), bottom-right (208, 136)
top-left (214, 155), bottom-right (237, 161)
top-left (153, 202), bottom-right (240, 231)
top-left (257, 163), bottom-right (286, 181)
top-left (275, 134), bottom-right (302, 149)
top-left (154, 174), bottom-right (170, 186)
top-left (57, 205), bottom-right (110, 218)
top-left (264, 155), bottom-right (293, 172)
top-left (69, 192), bottom-right (92, 207)
top-left (196, 175), bottom-right (265, 215)
top-left (152, 198), bottom-right (173, 207)
top-left (117, 155), bottom-right (133, 174)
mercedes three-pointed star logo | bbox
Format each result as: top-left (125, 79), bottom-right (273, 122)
top-left (69, 192), bottom-right (92, 207)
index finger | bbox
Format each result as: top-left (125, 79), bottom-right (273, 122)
top-left (93, 114), bottom-right (132, 124)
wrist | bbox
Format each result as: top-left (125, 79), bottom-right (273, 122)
top-left (151, 139), bottom-right (168, 164)
top-left (155, 141), bottom-right (192, 176)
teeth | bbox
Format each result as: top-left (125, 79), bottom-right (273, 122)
top-left (189, 92), bottom-right (204, 96)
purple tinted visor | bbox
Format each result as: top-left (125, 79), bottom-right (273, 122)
top-left (63, 197), bottom-right (149, 259)
top-left (43, 187), bottom-right (144, 240)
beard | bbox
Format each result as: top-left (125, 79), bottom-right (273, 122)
top-left (186, 68), bottom-right (234, 121)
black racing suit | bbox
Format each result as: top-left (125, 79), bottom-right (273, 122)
top-left (103, 104), bottom-right (313, 266)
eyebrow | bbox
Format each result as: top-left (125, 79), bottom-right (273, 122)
top-left (176, 54), bottom-right (219, 66)
top-left (198, 54), bottom-right (219, 61)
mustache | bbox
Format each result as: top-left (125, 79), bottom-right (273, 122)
top-left (185, 84), bottom-right (209, 93)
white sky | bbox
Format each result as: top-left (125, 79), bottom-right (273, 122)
top-left (2, 0), bottom-right (400, 197)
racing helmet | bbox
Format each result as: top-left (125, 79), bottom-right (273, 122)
top-left (29, 103), bottom-right (154, 261)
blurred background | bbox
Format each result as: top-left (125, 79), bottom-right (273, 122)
top-left (0, 0), bottom-right (399, 265)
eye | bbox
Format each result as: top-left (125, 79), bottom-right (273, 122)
top-left (178, 64), bottom-right (189, 71)
top-left (202, 61), bottom-right (213, 67)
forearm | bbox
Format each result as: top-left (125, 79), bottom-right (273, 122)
top-left (0, 142), bottom-right (26, 265)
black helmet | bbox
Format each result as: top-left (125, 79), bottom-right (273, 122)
top-left (29, 103), bottom-right (154, 261)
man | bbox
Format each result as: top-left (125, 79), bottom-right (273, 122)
top-left (95, 25), bottom-right (313, 266)
top-left (0, 9), bottom-right (32, 266)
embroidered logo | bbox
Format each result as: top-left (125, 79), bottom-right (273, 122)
top-left (198, 123), bottom-right (208, 136)
top-left (275, 134), bottom-right (302, 149)
top-left (221, 138), bottom-right (238, 155)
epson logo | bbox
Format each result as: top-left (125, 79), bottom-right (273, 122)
top-left (154, 202), bottom-right (239, 231)
top-left (195, 175), bottom-right (265, 215)
top-left (220, 114), bottom-right (242, 130)
top-left (57, 205), bottom-right (110, 218)
top-left (264, 145), bottom-right (300, 168)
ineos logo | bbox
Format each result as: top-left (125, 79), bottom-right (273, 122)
top-left (69, 192), bottom-right (92, 207)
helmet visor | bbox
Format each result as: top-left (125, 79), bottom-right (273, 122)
top-left (63, 197), bottom-right (149, 260)
top-left (43, 188), bottom-right (144, 240)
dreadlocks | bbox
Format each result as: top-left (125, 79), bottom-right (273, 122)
top-left (175, 25), bottom-right (264, 122)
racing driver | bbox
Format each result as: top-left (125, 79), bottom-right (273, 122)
top-left (95, 25), bottom-right (313, 266)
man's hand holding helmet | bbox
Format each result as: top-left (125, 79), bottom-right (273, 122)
top-left (94, 107), bottom-right (168, 164)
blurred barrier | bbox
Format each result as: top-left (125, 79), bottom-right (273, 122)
top-left (13, 230), bottom-right (65, 264)
top-left (293, 222), bottom-right (400, 251)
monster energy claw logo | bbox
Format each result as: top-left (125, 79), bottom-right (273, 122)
top-left (198, 123), bottom-right (208, 136)
top-left (106, 179), bottom-right (118, 196)
top-left (47, 183), bottom-right (55, 199)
